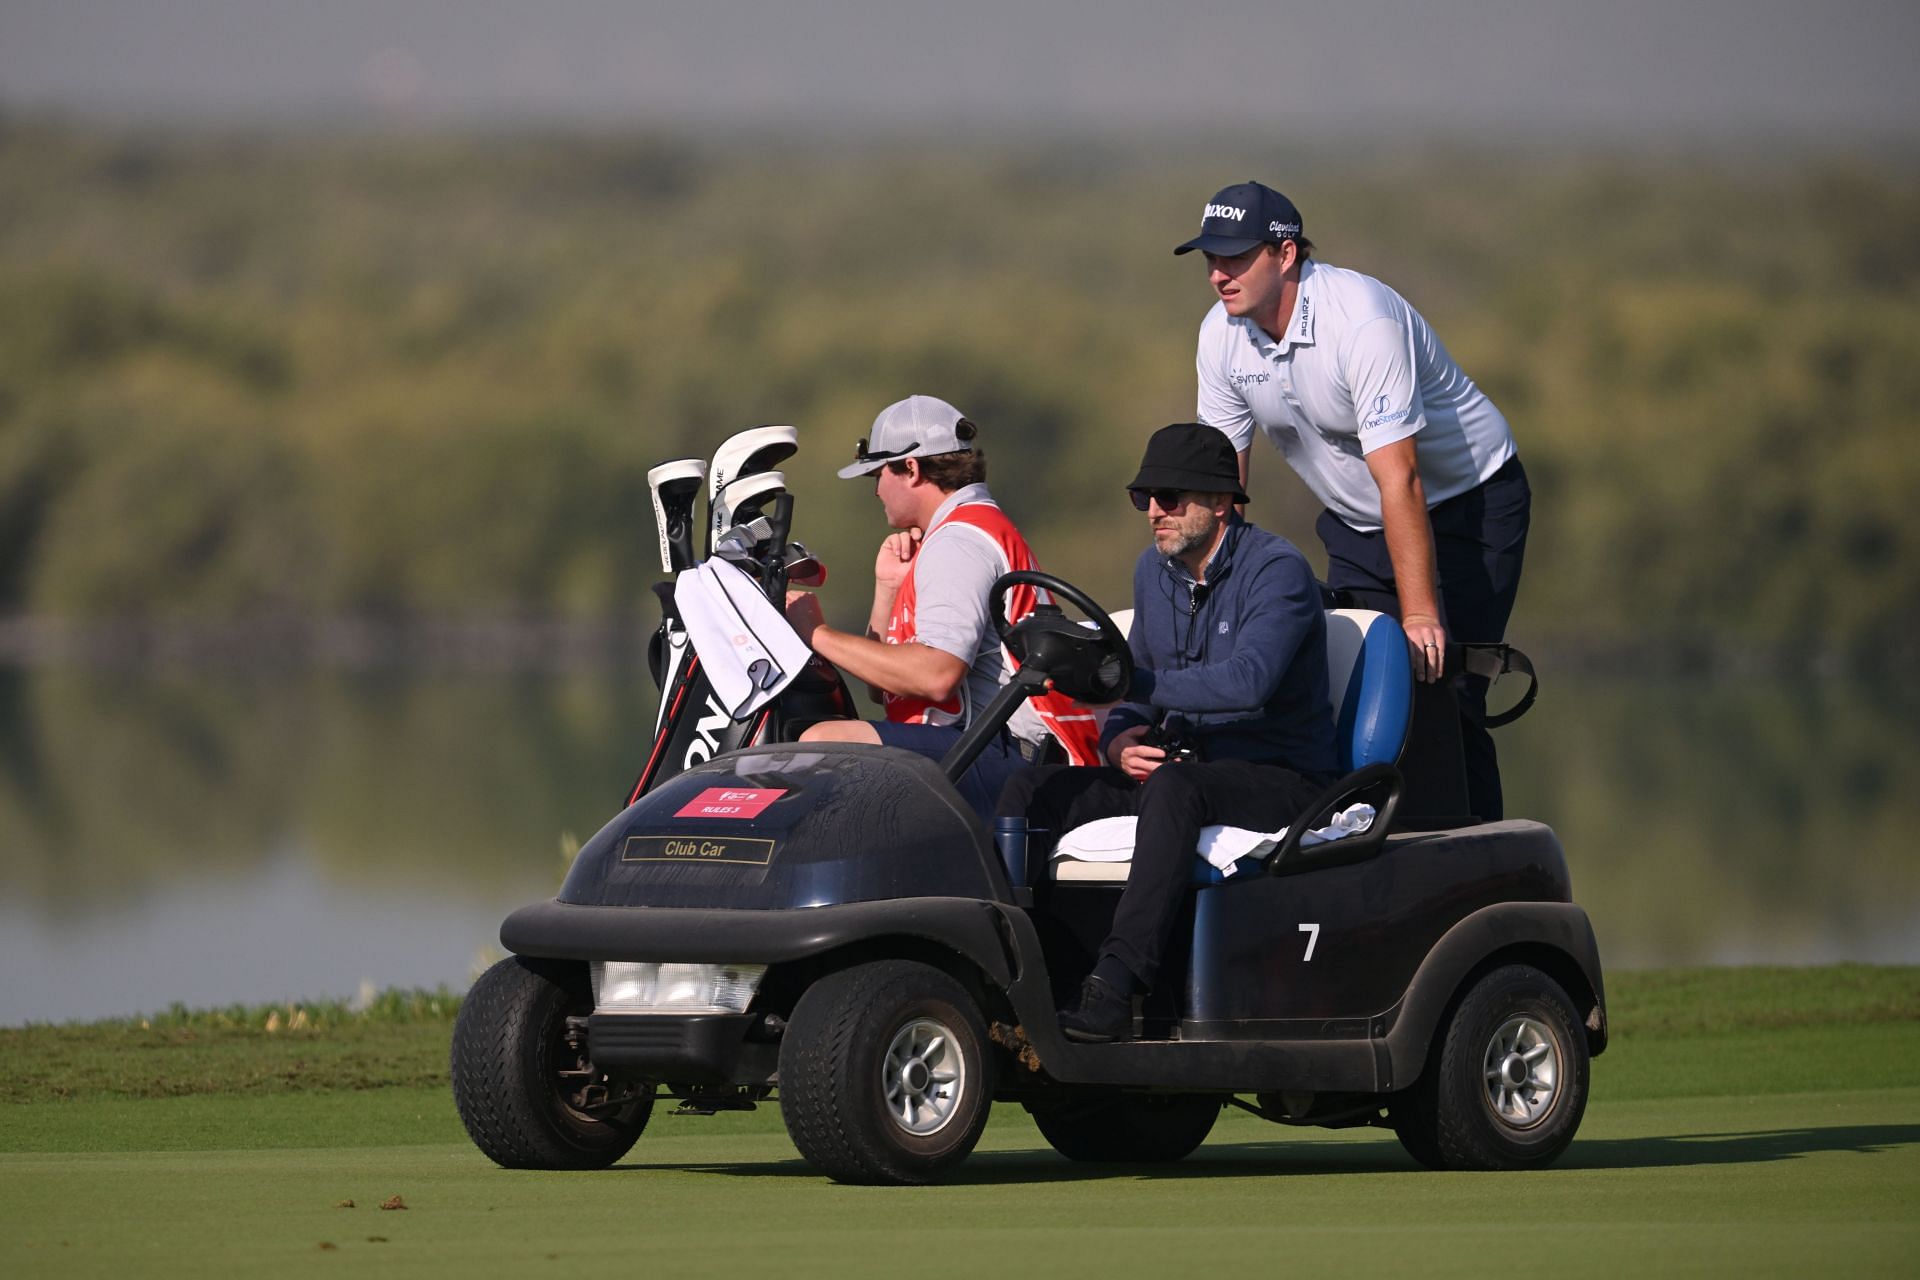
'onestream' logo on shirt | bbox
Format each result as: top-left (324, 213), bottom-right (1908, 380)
top-left (1204, 204), bottom-right (1247, 221)
top-left (1363, 393), bottom-right (1410, 431)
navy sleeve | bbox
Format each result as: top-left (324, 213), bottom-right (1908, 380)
top-left (1138, 551), bottom-right (1318, 713)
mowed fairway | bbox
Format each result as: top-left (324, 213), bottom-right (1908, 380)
top-left (4, 973), bottom-right (1917, 1278)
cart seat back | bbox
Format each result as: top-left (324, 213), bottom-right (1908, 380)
top-left (1326, 608), bottom-right (1413, 774)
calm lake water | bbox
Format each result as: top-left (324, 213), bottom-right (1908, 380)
top-left (2, 666), bottom-right (1916, 1025)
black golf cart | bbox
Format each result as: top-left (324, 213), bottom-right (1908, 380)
top-left (450, 438), bottom-right (1604, 1185)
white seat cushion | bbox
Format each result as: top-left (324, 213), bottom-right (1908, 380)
top-left (1047, 806), bottom-right (1376, 883)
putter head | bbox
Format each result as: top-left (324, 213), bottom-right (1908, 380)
top-left (708, 425), bottom-right (798, 552)
top-left (646, 458), bottom-right (708, 574)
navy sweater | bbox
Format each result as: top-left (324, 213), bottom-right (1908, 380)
top-left (1100, 517), bottom-right (1337, 778)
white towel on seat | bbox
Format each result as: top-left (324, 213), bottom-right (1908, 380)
top-left (673, 558), bottom-right (813, 719)
top-left (1050, 803), bottom-right (1377, 879)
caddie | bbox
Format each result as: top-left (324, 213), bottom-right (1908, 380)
top-left (783, 395), bottom-right (1099, 820)
top-left (1177, 181), bottom-right (1531, 821)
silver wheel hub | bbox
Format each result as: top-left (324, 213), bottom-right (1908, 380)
top-left (1482, 1015), bottom-right (1559, 1130)
top-left (882, 1017), bottom-right (966, 1137)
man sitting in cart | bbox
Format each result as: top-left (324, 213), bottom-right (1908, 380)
top-left (998, 423), bottom-right (1339, 1042)
top-left (783, 395), bottom-right (1099, 819)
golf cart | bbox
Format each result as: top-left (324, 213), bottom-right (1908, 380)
top-left (450, 427), bottom-right (1606, 1184)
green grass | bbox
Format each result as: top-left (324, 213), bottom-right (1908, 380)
top-left (7, 966), bottom-right (1914, 1104)
top-left (0, 988), bottom-right (462, 1104)
top-left (3, 968), bottom-right (1917, 1277)
top-left (1607, 965), bottom-right (1920, 1035)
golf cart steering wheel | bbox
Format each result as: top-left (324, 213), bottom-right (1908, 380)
top-left (987, 570), bottom-right (1132, 705)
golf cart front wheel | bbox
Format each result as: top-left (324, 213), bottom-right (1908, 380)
top-left (451, 956), bottom-right (652, 1170)
top-left (1026, 1091), bottom-right (1220, 1163)
top-left (1393, 963), bottom-right (1589, 1171)
top-left (779, 959), bottom-right (993, 1185)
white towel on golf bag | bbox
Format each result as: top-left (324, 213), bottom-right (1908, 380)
top-left (1050, 803), bottom-right (1377, 878)
top-left (674, 558), bottom-right (813, 719)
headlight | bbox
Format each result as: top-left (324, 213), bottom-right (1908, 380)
top-left (590, 961), bottom-right (767, 1014)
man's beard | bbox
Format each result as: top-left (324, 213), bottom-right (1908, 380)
top-left (1156, 513), bottom-right (1219, 559)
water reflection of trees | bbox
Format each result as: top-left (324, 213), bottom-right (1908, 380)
top-left (2, 670), bottom-right (1916, 964)
top-left (0, 669), bottom-right (657, 913)
top-left (1499, 677), bottom-right (1920, 967)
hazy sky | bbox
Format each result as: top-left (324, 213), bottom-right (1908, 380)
top-left (2, 1), bottom-right (1916, 138)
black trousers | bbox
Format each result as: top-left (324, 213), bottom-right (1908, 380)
top-left (998, 760), bottom-right (1323, 990)
top-left (1316, 456), bottom-right (1531, 822)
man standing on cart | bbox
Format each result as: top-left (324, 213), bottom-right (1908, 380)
top-left (784, 395), bottom-right (1098, 819)
top-left (1177, 181), bottom-right (1531, 821)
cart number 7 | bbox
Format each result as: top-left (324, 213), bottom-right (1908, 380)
top-left (1299, 922), bottom-right (1320, 961)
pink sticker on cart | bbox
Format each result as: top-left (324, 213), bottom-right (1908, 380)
top-left (675, 787), bottom-right (786, 820)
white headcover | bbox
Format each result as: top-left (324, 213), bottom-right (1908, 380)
top-left (646, 458), bottom-right (707, 574)
top-left (708, 425), bottom-right (798, 550)
top-left (711, 470), bottom-right (788, 556)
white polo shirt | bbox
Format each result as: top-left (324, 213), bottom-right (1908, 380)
top-left (1195, 259), bottom-right (1515, 533)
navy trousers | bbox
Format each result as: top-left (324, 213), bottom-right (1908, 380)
top-left (871, 720), bottom-right (1025, 823)
top-left (1315, 456), bottom-right (1531, 822)
top-left (998, 760), bottom-right (1322, 990)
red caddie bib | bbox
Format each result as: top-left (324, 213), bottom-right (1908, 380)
top-left (884, 501), bottom-right (1101, 766)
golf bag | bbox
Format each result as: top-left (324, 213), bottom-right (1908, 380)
top-left (630, 428), bottom-right (851, 805)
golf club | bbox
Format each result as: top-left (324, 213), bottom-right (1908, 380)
top-left (710, 471), bottom-right (788, 564)
top-left (707, 424), bottom-right (798, 554)
top-left (646, 458), bottom-right (708, 574)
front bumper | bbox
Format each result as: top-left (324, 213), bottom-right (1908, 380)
top-left (588, 1012), bottom-right (777, 1085)
top-left (502, 896), bottom-right (1017, 988)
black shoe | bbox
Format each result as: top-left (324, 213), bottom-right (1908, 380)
top-left (1059, 974), bottom-right (1131, 1043)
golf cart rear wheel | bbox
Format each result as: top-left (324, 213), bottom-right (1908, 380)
top-left (1394, 963), bottom-right (1588, 1171)
top-left (1026, 1092), bottom-right (1220, 1163)
top-left (451, 956), bottom-right (652, 1170)
top-left (779, 960), bottom-right (993, 1185)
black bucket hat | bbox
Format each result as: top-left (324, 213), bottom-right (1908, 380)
top-left (1128, 423), bottom-right (1248, 504)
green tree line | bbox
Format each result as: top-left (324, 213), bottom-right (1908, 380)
top-left (2, 117), bottom-right (1916, 662)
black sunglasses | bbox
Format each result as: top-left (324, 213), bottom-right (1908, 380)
top-left (1128, 487), bottom-right (1193, 512)
top-left (853, 437), bottom-right (920, 465)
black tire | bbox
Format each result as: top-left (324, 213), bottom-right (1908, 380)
top-left (1393, 963), bottom-right (1589, 1171)
top-left (451, 956), bottom-right (652, 1170)
top-left (778, 960), bottom-right (993, 1185)
top-left (1027, 1092), bottom-right (1221, 1163)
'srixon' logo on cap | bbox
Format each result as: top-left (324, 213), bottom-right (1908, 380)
top-left (1204, 203), bottom-right (1248, 222)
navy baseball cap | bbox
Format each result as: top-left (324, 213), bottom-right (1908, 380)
top-left (1173, 181), bottom-right (1304, 257)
